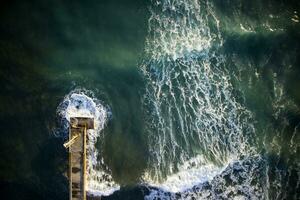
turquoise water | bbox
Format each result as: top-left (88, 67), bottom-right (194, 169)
top-left (0, 0), bottom-right (299, 199)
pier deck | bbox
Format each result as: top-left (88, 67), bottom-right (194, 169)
top-left (65, 117), bottom-right (94, 200)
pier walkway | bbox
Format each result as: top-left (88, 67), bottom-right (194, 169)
top-left (64, 117), bottom-right (94, 200)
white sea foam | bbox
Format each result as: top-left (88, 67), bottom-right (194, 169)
top-left (144, 155), bottom-right (266, 200)
top-left (142, 0), bottom-right (255, 183)
top-left (57, 90), bottom-right (120, 196)
top-left (145, 0), bottom-right (220, 61)
top-left (143, 155), bottom-right (233, 193)
top-left (140, 0), bottom-right (258, 199)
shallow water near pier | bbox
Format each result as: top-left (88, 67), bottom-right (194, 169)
top-left (0, 0), bottom-right (299, 199)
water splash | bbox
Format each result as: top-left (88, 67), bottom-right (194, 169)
top-left (56, 89), bottom-right (120, 196)
top-left (145, 155), bottom-right (267, 200)
top-left (143, 155), bottom-right (231, 193)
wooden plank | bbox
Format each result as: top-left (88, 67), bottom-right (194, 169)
top-left (70, 117), bottom-right (94, 129)
top-left (83, 126), bottom-right (87, 200)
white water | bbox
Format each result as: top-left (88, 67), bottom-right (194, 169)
top-left (57, 90), bottom-right (120, 196)
top-left (141, 0), bottom-right (260, 199)
top-left (143, 155), bottom-right (233, 193)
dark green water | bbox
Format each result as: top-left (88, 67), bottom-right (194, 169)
top-left (0, 0), bottom-right (299, 199)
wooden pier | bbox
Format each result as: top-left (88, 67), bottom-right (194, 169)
top-left (64, 117), bottom-right (94, 200)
